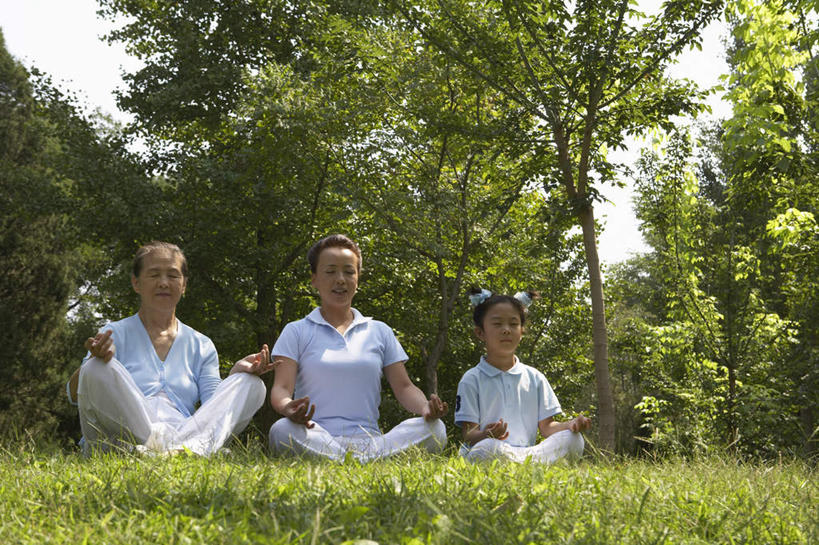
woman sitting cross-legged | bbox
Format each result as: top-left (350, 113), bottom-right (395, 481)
top-left (268, 234), bottom-right (448, 462)
top-left (67, 241), bottom-right (274, 456)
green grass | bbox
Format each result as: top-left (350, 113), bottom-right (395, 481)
top-left (0, 443), bottom-right (815, 544)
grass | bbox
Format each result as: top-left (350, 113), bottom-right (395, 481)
top-left (0, 442), bottom-right (815, 544)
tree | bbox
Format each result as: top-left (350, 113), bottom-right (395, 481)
top-left (0, 30), bottom-right (149, 442)
top-left (721, 0), bottom-right (819, 453)
top-left (334, 21), bottom-right (558, 394)
top-left (391, 0), bottom-right (723, 449)
top-left (634, 129), bottom-right (799, 452)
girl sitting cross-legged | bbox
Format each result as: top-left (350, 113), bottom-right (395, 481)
top-left (454, 289), bottom-right (591, 463)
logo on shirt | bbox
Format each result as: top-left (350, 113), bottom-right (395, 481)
top-left (455, 395), bottom-right (461, 412)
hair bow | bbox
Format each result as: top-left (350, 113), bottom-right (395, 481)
top-left (514, 291), bottom-right (534, 308)
top-left (468, 288), bottom-right (493, 307)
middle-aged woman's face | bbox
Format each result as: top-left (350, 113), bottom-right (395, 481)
top-left (311, 246), bottom-right (359, 310)
top-left (131, 249), bottom-right (187, 314)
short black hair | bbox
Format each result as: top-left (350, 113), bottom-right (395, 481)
top-left (307, 234), bottom-right (362, 272)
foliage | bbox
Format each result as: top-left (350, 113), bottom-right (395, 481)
top-left (3, 0), bottom-right (816, 459)
top-left (631, 129), bottom-right (800, 454)
top-left (387, 0), bottom-right (726, 450)
top-left (88, 0), bottom-right (597, 441)
top-left (0, 30), bottom-right (149, 443)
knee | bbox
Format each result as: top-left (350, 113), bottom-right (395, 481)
top-left (429, 418), bottom-right (447, 448)
top-left (568, 431), bottom-right (585, 457)
top-left (269, 418), bottom-right (299, 450)
top-left (554, 429), bottom-right (585, 458)
top-left (79, 357), bottom-right (116, 391)
top-left (235, 373), bottom-right (266, 410)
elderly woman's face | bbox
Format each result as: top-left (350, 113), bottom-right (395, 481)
top-left (131, 249), bottom-right (187, 313)
top-left (311, 246), bottom-right (359, 310)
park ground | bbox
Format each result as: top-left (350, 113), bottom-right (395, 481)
top-left (1, 439), bottom-right (815, 544)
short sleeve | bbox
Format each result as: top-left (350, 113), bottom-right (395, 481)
top-left (272, 321), bottom-right (302, 361)
top-left (454, 372), bottom-right (480, 427)
top-left (380, 323), bottom-right (408, 367)
top-left (197, 338), bottom-right (222, 404)
top-left (537, 372), bottom-right (562, 422)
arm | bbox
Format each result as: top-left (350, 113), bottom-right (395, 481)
top-left (229, 343), bottom-right (277, 376)
top-left (269, 356), bottom-right (315, 428)
top-left (384, 362), bottom-right (448, 420)
top-left (461, 419), bottom-right (510, 447)
top-left (538, 415), bottom-right (592, 439)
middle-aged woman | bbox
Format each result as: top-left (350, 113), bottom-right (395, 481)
top-left (268, 234), bottom-right (448, 462)
top-left (67, 241), bottom-right (274, 455)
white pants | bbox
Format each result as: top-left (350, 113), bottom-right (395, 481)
top-left (460, 429), bottom-right (585, 464)
top-left (78, 357), bottom-right (266, 456)
top-left (269, 417), bottom-right (447, 462)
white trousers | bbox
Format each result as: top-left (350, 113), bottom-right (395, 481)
top-left (269, 417), bottom-right (447, 462)
top-left (460, 429), bottom-right (585, 464)
top-left (78, 357), bottom-right (266, 456)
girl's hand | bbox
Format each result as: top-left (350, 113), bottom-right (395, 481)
top-left (422, 394), bottom-right (449, 421)
top-left (230, 344), bottom-right (278, 376)
top-left (282, 396), bottom-right (316, 428)
top-left (484, 419), bottom-right (509, 441)
top-left (569, 415), bottom-right (592, 432)
top-left (84, 330), bottom-right (115, 363)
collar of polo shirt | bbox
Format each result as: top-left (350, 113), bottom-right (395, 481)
top-left (477, 355), bottom-right (524, 376)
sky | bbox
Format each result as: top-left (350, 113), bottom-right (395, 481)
top-left (0, 0), bottom-right (732, 267)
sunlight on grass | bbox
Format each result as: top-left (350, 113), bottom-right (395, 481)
top-left (0, 443), bottom-right (815, 544)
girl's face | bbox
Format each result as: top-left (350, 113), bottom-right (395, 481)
top-left (475, 301), bottom-right (523, 357)
top-left (311, 246), bottom-right (359, 311)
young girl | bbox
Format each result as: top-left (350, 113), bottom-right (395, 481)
top-left (454, 289), bottom-right (591, 463)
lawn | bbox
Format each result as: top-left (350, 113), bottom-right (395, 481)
top-left (1, 442), bottom-right (815, 544)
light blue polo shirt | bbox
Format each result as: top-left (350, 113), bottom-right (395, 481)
top-left (454, 356), bottom-right (562, 447)
top-left (272, 307), bottom-right (408, 436)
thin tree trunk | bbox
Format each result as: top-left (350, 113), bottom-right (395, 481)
top-left (727, 363), bottom-right (738, 444)
top-left (578, 205), bottom-right (616, 451)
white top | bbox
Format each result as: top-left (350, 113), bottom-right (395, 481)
top-left (272, 307), bottom-right (408, 436)
top-left (80, 314), bottom-right (222, 417)
top-left (454, 356), bottom-right (562, 447)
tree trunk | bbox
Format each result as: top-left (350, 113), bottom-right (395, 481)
top-left (727, 363), bottom-right (738, 444)
top-left (578, 205), bottom-right (616, 451)
top-left (425, 321), bottom-right (448, 396)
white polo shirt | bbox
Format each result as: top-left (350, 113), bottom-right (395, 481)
top-left (454, 356), bottom-right (562, 447)
top-left (272, 307), bottom-right (408, 436)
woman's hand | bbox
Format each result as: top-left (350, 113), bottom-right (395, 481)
top-left (84, 330), bottom-right (115, 363)
top-left (484, 419), bottom-right (510, 441)
top-left (422, 393), bottom-right (449, 421)
top-left (569, 415), bottom-right (592, 433)
top-left (281, 396), bottom-right (316, 428)
top-left (229, 344), bottom-right (278, 376)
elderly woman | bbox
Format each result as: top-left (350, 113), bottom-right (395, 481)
top-left (67, 241), bottom-right (273, 455)
top-left (268, 234), bottom-right (448, 462)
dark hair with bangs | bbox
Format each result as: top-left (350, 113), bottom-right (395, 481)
top-left (307, 234), bottom-right (362, 272)
top-left (470, 288), bottom-right (539, 329)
